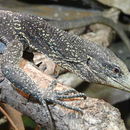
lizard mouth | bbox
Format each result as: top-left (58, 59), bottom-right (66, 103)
top-left (92, 70), bottom-right (130, 92)
top-left (110, 75), bottom-right (130, 92)
top-left (105, 73), bottom-right (130, 92)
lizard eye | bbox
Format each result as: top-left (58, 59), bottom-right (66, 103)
top-left (113, 67), bottom-right (120, 74)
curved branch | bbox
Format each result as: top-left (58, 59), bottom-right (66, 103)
top-left (0, 59), bottom-right (126, 130)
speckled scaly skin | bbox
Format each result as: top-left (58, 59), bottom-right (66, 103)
top-left (0, 10), bottom-right (87, 114)
top-left (48, 16), bottom-right (130, 51)
top-left (0, 10), bottom-right (130, 115)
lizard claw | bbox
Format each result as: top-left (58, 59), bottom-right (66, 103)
top-left (40, 80), bottom-right (86, 113)
top-left (44, 98), bottom-right (83, 113)
top-left (56, 89), bottom-right (86, 99)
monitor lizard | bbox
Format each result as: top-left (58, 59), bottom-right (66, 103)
top-left (0, 10), bottom-right (130, 114)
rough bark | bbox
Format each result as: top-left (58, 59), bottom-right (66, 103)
top-left (0, 59), bottom-right (126, 130)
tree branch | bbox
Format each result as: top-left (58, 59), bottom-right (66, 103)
top-left (0, 59), bottom-right (126, 130)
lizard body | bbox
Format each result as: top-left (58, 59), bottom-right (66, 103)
top-left (0, 10), bottom-right (87, 114)
top-left (0, 10), bottom-right (130, 114)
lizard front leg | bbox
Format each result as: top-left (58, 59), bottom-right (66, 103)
top-left (1, 40), bottom-right (86, 113)
top-left (1, 40), bottom-right (55, 129)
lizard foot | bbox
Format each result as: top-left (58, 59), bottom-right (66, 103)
top-left (56, 89), bottom-right (86, 99)
top-left (40, 80), bottom-right (86, 113)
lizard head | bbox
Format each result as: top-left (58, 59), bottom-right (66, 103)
top-left (74, 42), bottom-right (130, 92)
